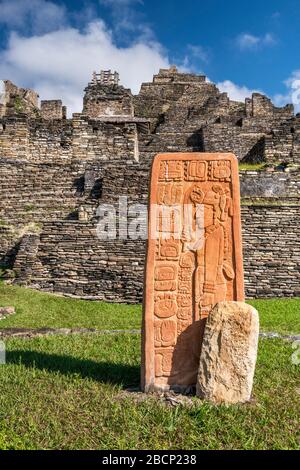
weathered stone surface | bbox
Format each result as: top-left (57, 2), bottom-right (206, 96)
top-left (142, 153), bottom-right (245, 392)
top-left (0, 306), bottom-right (16, 317)
top-left (197, 301), bottom-right (259, 404)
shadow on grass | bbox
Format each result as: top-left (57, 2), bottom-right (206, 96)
top-left (7, 350), bottom-right (140, 388)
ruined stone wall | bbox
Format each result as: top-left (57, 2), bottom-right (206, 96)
top-left (5, 164), bottom-right (299, 301)
top-left (0, 68), bottom-right (299, 302)
top-left (12, 202), bottom-right (299, 302)
top-left (0, 115), bottom-right (139, 162)
top-left (41, 100), bottom-right (65, 120)
top-left (245, 93), bottom-right (293, 120)
top-left (10, 159), bottom-right (149, 302)
top-left (263, 115), bottom-right (300, 164)
top-left (201, 124), bottom-right (265, 161)
top-left (240, 170), bottom-right (300, 298)
top-left (0, 157), bottom-right (86, 268)
top-left (83, 83), bottom-right (134, 117)
top-left (0, 80), bottom-right (39, 118)
top-left (13, 223), bottom-right (146, 302)
top-left (134, 70), bottom-right (296, 164)
top-left (0, 225), bottom-right (20, 268)
top-left (0, 158), bottom-right (85, 224)
top-left (242, 205), bottom-right (300, 298)
top-left (71, 116), bottom-right (139, 161)
top-left (239, 168), bottom-right (300, 198)
top-left (0, 154), bottom-right (148, 273)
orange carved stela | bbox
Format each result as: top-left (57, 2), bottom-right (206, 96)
top-left (141, 153), bottom-right (245, 392)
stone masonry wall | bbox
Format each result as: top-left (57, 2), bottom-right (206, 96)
top-left (12, 204), bottom-right (300, 302)
top-left (41, 100), bottom-right (64, 120)
top-left (0, 80), bottom-right (39, 118)
top-left (0, 155), bottom-right (148, 272)
top-left (13, 223), bottom-right (146, 302)
top-left (83, 81), bottom-right (134, 118)
top-left (201, 124), bottom-right (265, 161)
top-left (263, 115), bottom-right (300, 164)
top-left (239, 169), bottom-right (300, 198)
top-left (242, 205), bottom-right (300, 298)
top-left (134, 69), bottom-right (296, 165)
top-left (7, 167), bottom-right (300, 302)
top-left (0, 115), bottom-right (139, 163)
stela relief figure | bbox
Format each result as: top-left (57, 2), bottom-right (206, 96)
top-left (183, 180), bottom-right (235, 318)
top-left (142, 153), bottom-right (244, 393)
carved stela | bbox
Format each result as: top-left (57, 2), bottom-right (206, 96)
top-left (141, 153), bottom-right (244, 392)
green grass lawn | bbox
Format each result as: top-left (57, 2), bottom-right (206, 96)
top-left (0, 282), bottom-right (299, 334)
top-left (239, 163), bottom-right (267, 171)
top-left (0, 282), bottom-right (141, 330)
top-left (0, 282), bottom-right (299, 450)
top-left (248, 298), bottom-right (300, 335)
top-left (0, 334), bottom-right (299, 450)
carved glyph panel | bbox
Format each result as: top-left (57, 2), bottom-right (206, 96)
top-left (142, 153), bottom-right (244, 392)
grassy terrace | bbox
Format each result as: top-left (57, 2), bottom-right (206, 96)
top-left (238, 163), bottom-right (267, 171)
top-left (0, 281), bottom-right (299, 450)
top-left (0, 282), bottom-right (299, 335)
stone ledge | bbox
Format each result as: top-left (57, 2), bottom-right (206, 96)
top-left (241, 197), bottom-right (300, 207)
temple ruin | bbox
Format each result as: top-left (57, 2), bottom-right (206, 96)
top-left (0, 67), bottom-right (299, 302)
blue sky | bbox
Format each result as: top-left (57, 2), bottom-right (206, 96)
top-left (0, 0), bottom-right (299, 114)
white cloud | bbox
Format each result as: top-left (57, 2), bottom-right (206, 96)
top-left (285, 70), bottom-right (300, 88)
top-left (0, 80), bottom-right (6, 104)
top-left (217, 80), bottom-right (261, 102)
top-left (0, 0), bottom-right (66, 34)
top-left (99, 0), bottom-right (152, 45)
top-left (187, 45), bottom-right (209, 63)
top-left (176, 44), bottom-right (209, 75)
top-left (264, 33), bottom-right (277, 45)
top-left (0, 1), bottom-right (287, 119)
top-left (0, 21), bottom-right (169, 115)
top-left (237, 34), bottom-right (259, 49)
top-left (236, 32), bottom-right (276, 50)
top-left (273, 70), bottom-right (300, 113)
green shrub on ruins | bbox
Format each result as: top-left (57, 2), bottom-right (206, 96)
top-left (14, 96), bottom-right (24, 114)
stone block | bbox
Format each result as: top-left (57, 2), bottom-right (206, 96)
top-left (197, 301), bottom-right (259, 404)
top-left (0, 306), bottom-right (16, 317)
